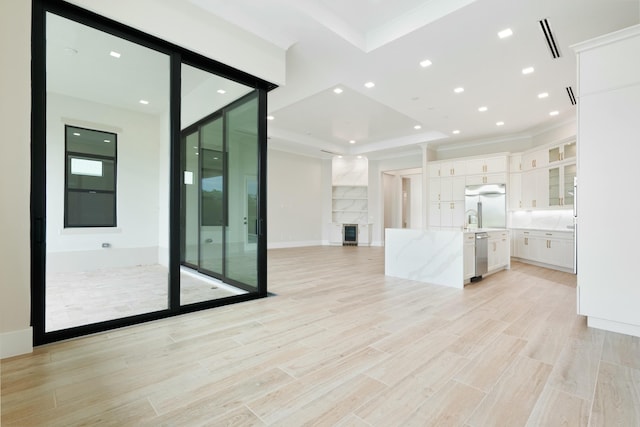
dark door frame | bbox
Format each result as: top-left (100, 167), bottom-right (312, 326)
top-left (31, 0), bottom-right (274, 345)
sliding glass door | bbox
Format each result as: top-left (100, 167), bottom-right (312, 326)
top-left (180, 84), bottom-right (259, 299)
top-left (32, 0), bottom-right (272, 345)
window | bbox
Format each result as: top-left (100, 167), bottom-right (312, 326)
top-left (65, 125), bottom-right (117, 227)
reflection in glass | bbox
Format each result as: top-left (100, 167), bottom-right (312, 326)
top-left (182, 131), bottom-right (199, 267)
top-left (180, 62), bottom-right (258, 300)
top-left (200, 117), bottom-right (224, 276)
top-left (45, 12), bottom-right (170, 331)
top-left (226, 94), bottom-right (259, 289)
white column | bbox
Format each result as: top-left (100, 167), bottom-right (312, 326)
top-left (420, 143), bottom-right (431, 229)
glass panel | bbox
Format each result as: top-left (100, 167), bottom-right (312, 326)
top-left (548, 146), bottom-right (561, 163)
top-left (563, 163), bottom-right (577, 206)
top-left (67, 157), bottom-right (115, 190)
top-left (182, 131), bottom-right (199, 267)
top-left (226, 94), bottom-right (259, 289)
top-left (548, 167), bottom-right (560, 206)
top-left (564, 142), bottom-right (577, 159)
top-left (200, 117), bottom-right (224, 275)
top-left (66, 191), bottom-right (115, 226)
top-left (180, 63), bottom-right (254, 304)
top-left (45, 13), bottom-right (170, 331)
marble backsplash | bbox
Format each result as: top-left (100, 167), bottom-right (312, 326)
top-left (509, 209), bottom-right (574, 231)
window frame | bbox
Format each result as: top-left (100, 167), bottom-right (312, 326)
top-left (64, 124), bottom-right (118, 228)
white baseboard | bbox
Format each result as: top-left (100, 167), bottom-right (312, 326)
top-left (267, 240), bottom-right (323, 249)
top-left (588, 316), bottom-right (640, 338)
top-left (1, 327), bottom-right (33, 359)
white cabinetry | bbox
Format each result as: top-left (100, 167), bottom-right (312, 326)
top-left (512, 229), bottom-right (573, 270)
top-left (466, 156), bottom-right (507, 185)
top-left (575, 25), bottom-right (640, 332)
top-left (429, 174), bottom-right (465, 229)
top-left (466, 156), bottom-right (508, 175)
top-left (464, 233), bottom-right (476, 280)
top-left (521, 168), bottom-right (548, 209)
top-left (488, 230), bottom-right (510, 272)
top-left (509, 172), bottom-right (522, 210)
top-left (522, 149), bottom-right (548, 171)
top-left (548, 141), bottom-right (576, 164)
top-left (329, 223), bottom-right (343, 244)
top-left (548, 163), bottom-right (576, 207)
top-left (358, 224), bottom-right (371, 246)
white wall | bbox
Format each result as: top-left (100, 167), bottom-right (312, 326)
top-left (45, 93), bottom-right (167, 272)
top-left (0, 0), bottom-right (32, 358)
top-left (267, 149), bottom-right (324, 248)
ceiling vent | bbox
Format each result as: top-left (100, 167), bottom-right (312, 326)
top-left (539, 18), bottom-right (561, 59)
top-left (566, 86), bottom-right (577, 105)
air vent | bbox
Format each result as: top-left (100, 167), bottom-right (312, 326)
top-left (566, 86), bottom-right (577, 105)
top-left (539, 18), bottom-right (561, 59)
top-left (320, 149), bottom-right (342, 156)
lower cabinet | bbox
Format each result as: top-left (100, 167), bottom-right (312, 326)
top-left (358, 224), bottom-right (372, 246)
top-left (488, 230), bottom-right (510, 272)
top-left (463, 233), bottom-right (476, 280)
top-left (512, 229), bottom-right (574, 270)
top-left (329, 223), bottom-right (343, 244)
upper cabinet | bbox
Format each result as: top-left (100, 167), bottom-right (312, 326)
top-left (465, 155), bottom-right (508, 185)
top-left (429, 160), bottom-right (466, 177)
top-left (522, 149), bottom-right (548, 171)
top-left (466, 156), bottom-right (507, 175)
top-left (548, 163), bottom-right (576, 207)
top-left (548, 141), bottom-right (576, 164)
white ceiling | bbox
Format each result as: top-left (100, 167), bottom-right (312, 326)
top-left (184, 0), bottom-right (639, 159)
top-left (50, 0), bottom-right (640, 160)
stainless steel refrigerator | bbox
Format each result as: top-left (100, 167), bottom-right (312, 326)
top-left (464, 184), bottom-right (506, 229)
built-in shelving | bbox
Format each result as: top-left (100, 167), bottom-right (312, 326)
top-left (332, 185), bottom-right (368, 224)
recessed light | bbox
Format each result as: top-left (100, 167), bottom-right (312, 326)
top-left (73, 132), bottom-right (81, 136)
top-left (195, 152), bottom-right (199, 156)
top-left (454, 87), bottom-right (464, 94)
top-left (452, 130), bottom-right (461, 134)
top-left (338, 155), bottom-right (343, 159)
top-left (357, 156), bottom-right (362, 159)
top-left (522, 67), bottom-right (535, 75)
top-left (538, 92), bottom-right (549, 99)
top-left (103, 139), bottom-right (110, 143)
top-left (139, 99), bottom-right (149, 105)
top-left (549, 111), bottom-right (559, 116)
top-left (333, 88), bottom-right (343, 94)
top-left (496, 121), bottom-right (505, 126)
top-left (349, 140), bottom-right (356, 144)
top-left (498, 28), bottom-right (513, 39)
top-left (420, 59), bottom-right (432, 68)
top-left (193, 146), bottom-right (198, 149)
top-left (213, 157), bottom-right (219, 160)
top-left (478, 106), bottom-right (488, 112)
top-left (414, 125), bottom-right (422, 130)
top-left (217, 89), bottom-right (226, 94)
top-left (110, 51), bottom-right (121, 58)
top-left (267, 116), bottom-right (275, 121)
top-left (364, 82), bottom-right (375, 89)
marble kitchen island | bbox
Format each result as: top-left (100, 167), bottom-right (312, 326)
top-left (385, 228), bottom-right (509, 289)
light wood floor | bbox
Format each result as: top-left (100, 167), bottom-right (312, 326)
top-left (2, 246), bottom-right (640, 426)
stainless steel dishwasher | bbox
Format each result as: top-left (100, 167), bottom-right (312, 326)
top-left (473, 232), bottom-right (489, 281)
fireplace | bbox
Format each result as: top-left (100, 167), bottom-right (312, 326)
top-left (343, 224), bottom-right (358, 246)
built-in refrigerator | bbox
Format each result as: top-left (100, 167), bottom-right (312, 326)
top-left (464, 184), bottom-right (506, 229)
